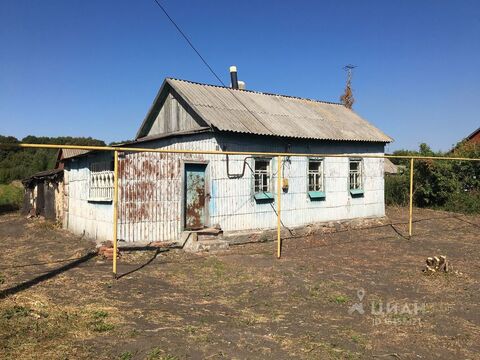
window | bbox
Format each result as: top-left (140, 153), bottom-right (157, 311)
top-left (308, 158), bottom-right (325, 200)
top-left (349, 159), bottom-right (364, 196)
top-left (308, 159), bottom-right (324, 191)
top-left (89, 161), bottom-right (114, 201)
top-left (253, 158), bottom-right (273, 201)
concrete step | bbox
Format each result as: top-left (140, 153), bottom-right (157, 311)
top-left (196, 239), bottom-right (229, 252)
top-left (183, 237), bottom-right (229, 253)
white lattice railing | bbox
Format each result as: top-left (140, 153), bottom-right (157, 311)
top-left (89, 162), bottom-right (114, 201)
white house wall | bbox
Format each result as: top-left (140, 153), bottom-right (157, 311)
top-left (64, 153), bottom-right (114, 241)
top-left (64, 133), bottom-right (385, 243)
top-left (210, 134), bottom-right (385, 232)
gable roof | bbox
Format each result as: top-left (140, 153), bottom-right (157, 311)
top-left (55, 148), bottom-right (91, 168)
top-left (466, 127), bottom-right (480, 141)
top-left (137, 78), bottom-right (393, 143)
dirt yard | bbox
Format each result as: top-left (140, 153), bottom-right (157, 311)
top-left (0, 207), bottom-right (479, 360)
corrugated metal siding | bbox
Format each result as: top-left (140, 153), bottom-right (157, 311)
top-left (64, 132), bottom-right (386, 244)
top-left (207, 134), bottom-right (385, 232)
top-left (117, 134), bottom-right (214, 242)
top-left (167, 78), bottom-right (392, 143)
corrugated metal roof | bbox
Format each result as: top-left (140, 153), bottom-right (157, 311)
top-left (166, 78), bottom-right (392, 143)
top-left (384, 158), bottom-right (399, 174)
top-left (61, 148), bottom-right (90, 159)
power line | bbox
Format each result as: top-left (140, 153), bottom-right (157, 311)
top-left (151, 0), bottom-right (226, 87)
top-left (150, 0), bottom-right (288, 144)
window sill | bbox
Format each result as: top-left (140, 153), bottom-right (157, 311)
top-left (349, 189), bottom-right (364, 197)
top-left (308, 191), bottom-right (326, 200)
top-left (254, 192), bottom-right (274, 202)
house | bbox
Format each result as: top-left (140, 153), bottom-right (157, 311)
top-left (55, 148), bottom-right (90, 169)
top-left (384, 158), bottom-right (404, 175)
top-left (450, 127), bottom-right (479, 153)
top-left (21, 148), bottom-right (91, 221)
top-left (62, 71), bottom-right (392, 245)
top-left (464, 127), bottom-right (480, 147)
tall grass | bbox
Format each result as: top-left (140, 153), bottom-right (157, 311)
top-left (0, 184), bottom-right (23, 213)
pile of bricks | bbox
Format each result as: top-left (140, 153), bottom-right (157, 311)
top-left (97, 241), bottom-right (121, 260)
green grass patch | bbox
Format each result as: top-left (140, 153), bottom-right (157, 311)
top-left (89, 310), bottom-right (114, 332)
top-left (2, 305), bottom-right (32, 320)
top-left (0, 183), bottom-right (23, 213)
top-left (118, 351), bottom-right (133, 360)
top-left (330, 294), bottom-right (350, 304)
top-left (146, 347), bottom-right (179, 360)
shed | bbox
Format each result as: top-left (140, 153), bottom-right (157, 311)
top-left (62, 77), bottom-right (392, 245)
top-left (22, 168), bottom-right (64, 220)
top-left (384, 158), bottom-right (402, 175)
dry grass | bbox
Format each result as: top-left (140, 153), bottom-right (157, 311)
top-left (1, 207), bottom-right (479, 359)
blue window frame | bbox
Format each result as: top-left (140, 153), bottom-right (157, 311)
top-left (308, 158), bottom-right (325, 200)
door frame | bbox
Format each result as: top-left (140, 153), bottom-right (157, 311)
top-left (36, 181), bottom-right (45, 216)
top-left (181, 160), bottom-right (210, 230)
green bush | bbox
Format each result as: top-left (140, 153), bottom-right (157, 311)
top-left (386, 142), bottom-right (480, 214)
top-left (385, 175), bottom-right (409, 206)
top-left (443, 191), bottom-right (480, 214)
top-left (0, 135), bottom-right (105, 184)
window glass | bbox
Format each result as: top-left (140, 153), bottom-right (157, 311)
top-left (254, 159), bottom-right (270, 193)
top-left (308, 159), bottom-right (324, 192)
top-left (349, 159), bottom-right (363, 190)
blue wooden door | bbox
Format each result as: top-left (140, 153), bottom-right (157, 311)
top-left (184, 163), bottom-right (207, 230)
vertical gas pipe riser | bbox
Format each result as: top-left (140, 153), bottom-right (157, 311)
top-left (408, 158), bottom-right (414, 237)
top-left (113, 150), bottom-right (119, 278)
top-left (277, 156), bottom-right (282, 258)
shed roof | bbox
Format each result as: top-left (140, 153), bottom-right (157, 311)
top-left (137, 78), bottom-right (392, 143)
top-left (22, 168), bottom-right (63, 187)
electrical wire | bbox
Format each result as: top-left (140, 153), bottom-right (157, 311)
top-left (152, 0), bottom-right (226, 86)
top-left (150, 0), bottom-right (286, 139)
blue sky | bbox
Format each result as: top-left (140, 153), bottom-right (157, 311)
top-left (1, 0), bottom-right (479, 151)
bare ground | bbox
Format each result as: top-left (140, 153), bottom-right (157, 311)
top-left (0, 207), bottom-right (479, 360)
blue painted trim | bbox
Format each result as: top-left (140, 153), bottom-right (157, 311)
top-left (308, 191), bottom-right (326, 200)
top-left (254, 192), bottom-right (274, 202)
top-left (350, 189), bottom-right (364, 197)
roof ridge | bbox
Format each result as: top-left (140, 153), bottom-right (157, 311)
top-left (166, 77), bottom-right (344, 106)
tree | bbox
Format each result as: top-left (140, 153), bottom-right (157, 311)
top-left (0, 135), bottom-right (106, 184)
top-left (340, 65), bottom-right (355, 109)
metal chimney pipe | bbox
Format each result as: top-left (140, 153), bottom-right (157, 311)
top-left (229, 66), bottom-right (238, 89)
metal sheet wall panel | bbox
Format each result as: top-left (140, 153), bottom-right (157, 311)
top-left (64, 131), bottom-right (386, 244)
top-left (117, 133), bottom-right (214, 242)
